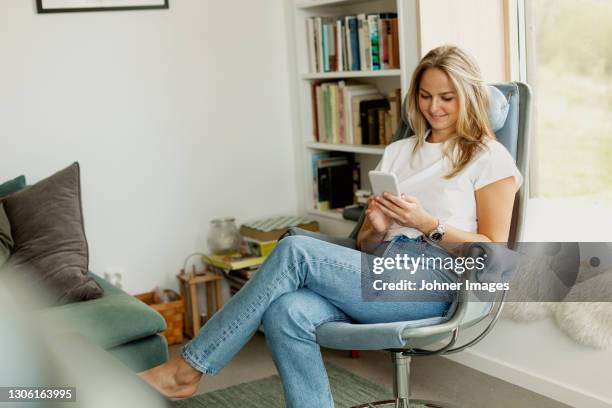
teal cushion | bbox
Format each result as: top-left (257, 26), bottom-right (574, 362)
top-left (0, 175), bottom-right (26, 198)
top-left (0, 175), bottom-right (26, 265)
top-left (108, 334), bottom-right (169, 372)
top-left (36, 273), bottom-right (166, 350)
top-left (0, 204), bottom-right (12, 267)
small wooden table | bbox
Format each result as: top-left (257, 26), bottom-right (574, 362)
top-left (177, 268), bottom-right (224, 338)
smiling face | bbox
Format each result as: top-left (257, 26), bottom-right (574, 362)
top-left (417, 67), bottom-right (460, 139)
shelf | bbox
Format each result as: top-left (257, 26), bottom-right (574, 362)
top-left (305, 141), bottom-right (385, 155)
top-left (301, 69), bottom-right (401, 80)
top-left (296, 0), bottom-right (379, 9)
top-left (307, 208), bottom-right (356, 222)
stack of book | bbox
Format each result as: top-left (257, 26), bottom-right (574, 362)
top-left (306, 13), bottom-right (400, 73)
top-left (311, 82), bottom-right (401, 145)
top-left (311, 153), bottom-right (360, 210)
top-left (240, 216), bottom-right (319, 241)
top-left (205, 217), bottom-right (321, 295)
top-left (203, 253), bottom-right (265, 296)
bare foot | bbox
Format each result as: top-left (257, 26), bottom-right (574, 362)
top-left (139, 354), bottom-right (203, 398)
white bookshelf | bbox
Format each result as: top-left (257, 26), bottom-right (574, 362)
top-left (296, 0), bottom-right (378, 9)
top-left (301, 69), bottom-right (401, 80)
top-left (305, 141), bottom-right (385, 155)
top-left (287, 0), bottom-right (420, 236)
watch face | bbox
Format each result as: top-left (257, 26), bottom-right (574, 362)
top-left (431, 232), bottom-right (443, 241)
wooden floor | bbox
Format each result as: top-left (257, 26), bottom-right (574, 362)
top-left (169, 333), bottom-right (571, 408)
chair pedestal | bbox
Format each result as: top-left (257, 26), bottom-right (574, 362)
top-left (352, 352), bottom-right (461, 408)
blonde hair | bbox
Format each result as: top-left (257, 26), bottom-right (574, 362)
top-left (406, 45), bottom-right (493, 178)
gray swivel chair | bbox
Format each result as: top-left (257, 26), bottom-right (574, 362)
top-left (301, 82), bottom-right (532, 407)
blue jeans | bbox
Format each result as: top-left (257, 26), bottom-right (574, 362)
top-left (182, 231), bottom-right (457, 407)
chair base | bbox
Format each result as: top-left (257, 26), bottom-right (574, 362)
top-left (352, 399), bottom-right (461, 408)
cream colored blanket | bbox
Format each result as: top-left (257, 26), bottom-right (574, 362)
top-left (502, 243), bottom-right (612, 349)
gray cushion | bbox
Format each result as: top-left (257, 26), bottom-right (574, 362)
top-left (488, 85), bottom-right (510, 132)
top-left (491, 83), bottom-right (520, 160)
top-left (1, 163), bottom-right (103, 305)
top-left (0, 175), bottom-right (26, 198)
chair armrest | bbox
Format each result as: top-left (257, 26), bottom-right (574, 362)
top-left (402, 243), bottom-right (519, 340)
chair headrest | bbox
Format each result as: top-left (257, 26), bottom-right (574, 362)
top-left (488, 85), bottom-right (510, 132)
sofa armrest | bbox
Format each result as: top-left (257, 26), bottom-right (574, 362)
top-left (35, 273), bottom-right (166, 350)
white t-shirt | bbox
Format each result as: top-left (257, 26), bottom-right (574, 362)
top-left (376, 133), bottom-right (523, 240)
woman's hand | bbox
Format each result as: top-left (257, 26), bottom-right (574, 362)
top-left (374, 192), bottom-right (438, 234)
top-left (365, 195), bottom-right (394, 234)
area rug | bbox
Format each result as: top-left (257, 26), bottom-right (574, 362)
top-left (174, 362), bottom-right (393, 407)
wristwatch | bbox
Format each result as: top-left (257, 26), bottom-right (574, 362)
top-left (427, 220), bottom-right (446, 242)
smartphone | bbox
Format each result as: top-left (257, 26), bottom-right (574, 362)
top-left (369, 171), bottom-right (401, 197)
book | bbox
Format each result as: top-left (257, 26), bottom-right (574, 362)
top-left (378, 109), bottom-right (387, 145)
top-left (388, 19), bottom-right (394, 68)
top-left (367, 14), bottom-right (380, 70)
top-left (311, 151), bottom-right (329, 206)
top-left (327, 163), bottom-right (354, 208)
top-left (315, 17), bottom-right (324, 72)
top-left (306, 13), bottom-right (398, 73)
top-left (346, 16), bottom-right (360, 71)
top-left (329, 82), bottom-right (339, 143)
top-left (323, 83), bottom-right (332, 142)
top-left (322, 20), bottom-right (330, 72)
top-left (388, 88), bottom-right (401, 141)
top-left (317, 156), bottom-right (349, 209)
top-left (240, 217), bottom-right (319, 241)
top-left (379, 13), bottom-right (398, 70)
top-left (343, 16), bottom-right (351, 70)
top-left (207, 263), bottom-right (257, 281)
top-left (366, 107), bottom-right (378, 145)
top-left (357, 14), bottom-right (371, 71)
top-left (352, 93), bottom-right (383, 144)
top-left (336, 19), bottom-right (344, 72)
top-left (231, 267), bottom-right (258, 280)
top-left (359, 98), bottom-right (389, 144)
top-left (311, 81), bottom-right (320, 141)
top-left (225, 273), bottom-right (248, 289)
top-left (337, 81), bottom-right (346, 143)
top-left (380, 17), bottom-right (389, 69)
top-left (203, 252), bottom-right (266, 271)
top-left (329, 22), bottom-right (337, 71)
top-left (343, 84), bottom-right (378, 144)
top-left (391, 17), bottom-right (399, 68)
top-left (240, 236), bottom-right (277, 257)
top-left (316, 84), bottom-right (326, 142)
top-left (384, 110), bottom-right (392, 145)
top-left (317, 156), bottom-right (354, 209)
top-left (306, 18), bottom-right (317, 73)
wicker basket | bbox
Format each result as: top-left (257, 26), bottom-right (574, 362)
top-left (136, 290), bottom-right (185, 346)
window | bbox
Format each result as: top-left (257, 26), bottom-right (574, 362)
top-left (520, 0), bottom-right (612, 241)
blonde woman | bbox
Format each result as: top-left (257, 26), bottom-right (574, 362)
top-left (140, 45), bottom-right (522, 408)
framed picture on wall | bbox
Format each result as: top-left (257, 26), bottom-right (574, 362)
top-left (36, 0), bottom-right (169, 13)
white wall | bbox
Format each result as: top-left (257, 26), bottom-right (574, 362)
top-left (418, 0), bottom-right (508, 81)
top-left (0, 0), bottom-right (298, 293)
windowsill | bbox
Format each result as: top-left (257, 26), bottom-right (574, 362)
top-left (522, 196), bottom-right (612, 241)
